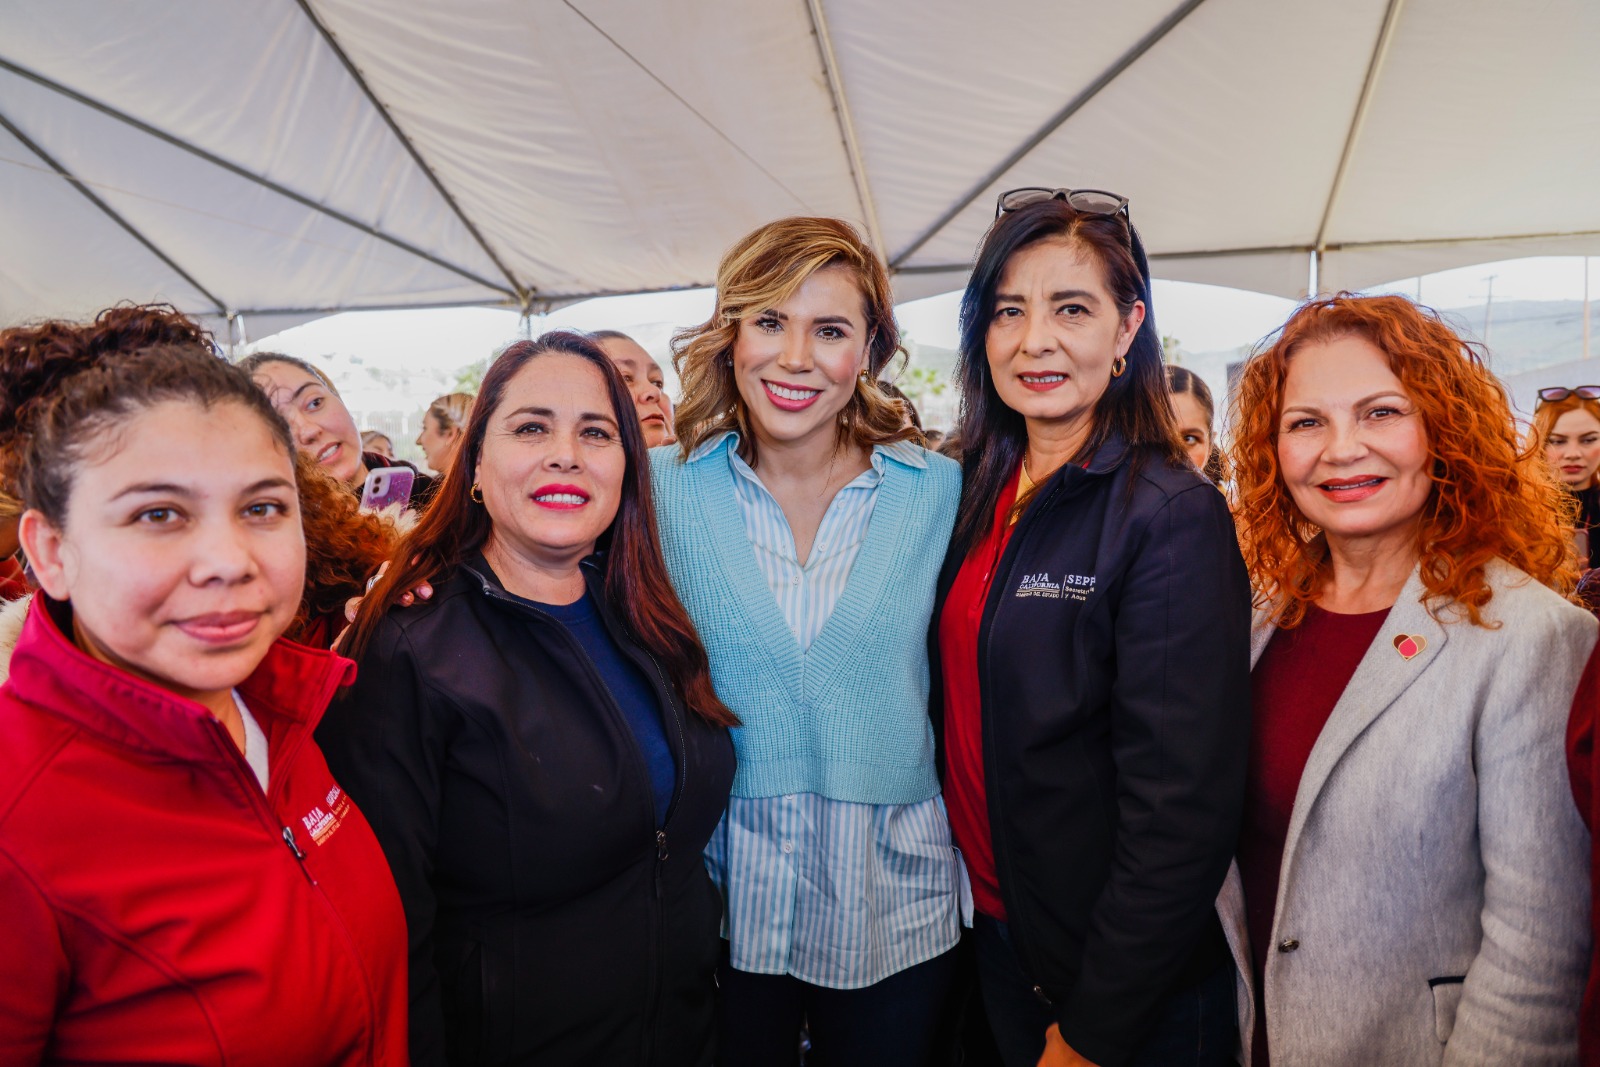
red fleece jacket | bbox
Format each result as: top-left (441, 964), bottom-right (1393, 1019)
top-left (0, 596), bottom-right (409, 1066)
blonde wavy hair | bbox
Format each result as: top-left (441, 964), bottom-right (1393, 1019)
top-left (672, 216), bottom-right (916, 462)
top-left (426, 391), bottom-right (476, 433)
top-left (1231, 294), bottom-right (1578, 630)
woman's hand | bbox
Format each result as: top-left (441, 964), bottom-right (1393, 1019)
top-left (333, 561), bottom-right (433, 651)
top-left (1038, 1024), bottom-right (1101, 1067)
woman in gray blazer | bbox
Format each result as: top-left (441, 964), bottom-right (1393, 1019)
top-left (1222, 294), bottom-right (1596, 1066)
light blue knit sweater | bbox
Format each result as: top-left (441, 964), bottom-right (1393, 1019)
top-left (650, 442), bottom-right (960, 803)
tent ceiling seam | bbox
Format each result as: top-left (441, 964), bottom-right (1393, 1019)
top-left (293, 0), bottom-right (529, 303)
top-left (1314, 0), bottom-right (1407, 254)
top-left (0, 108), bottom-right (227, 314)
top-left (560, 0), bottom-right (814, 212)
top-left (804, 0), bottom-right (886, 258)
top-left (897, 227), bottom-right (1600, 275)
top-left (0, 56), bottom-right (516, 300)
top-left (888, 0), bottom-right (1209, 269)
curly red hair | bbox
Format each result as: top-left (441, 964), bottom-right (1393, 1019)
top-left (1230, 293), bottom-right (1577, 629)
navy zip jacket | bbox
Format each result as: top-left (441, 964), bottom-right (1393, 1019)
top-left (930, 433), bottom-right (1252, 1067)
top-left (317, 554), bottom-right (735, 1067)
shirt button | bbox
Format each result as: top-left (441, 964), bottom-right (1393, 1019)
top-left (782, 841), bottom-right (794, 854)
top-left (1278, 938), bottom-right (1300, 952)
top-left (791, 576), bottom-right (800, 585)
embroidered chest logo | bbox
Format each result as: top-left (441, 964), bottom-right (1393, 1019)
top-left (1015, 571), bottom-right (1094, 602)
top-left (301, 785), bottom-right (354, 847)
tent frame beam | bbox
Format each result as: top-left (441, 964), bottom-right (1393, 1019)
top-left (0, 57), bottom-right (517, 300)
top-left (1312, 0), bottom-right (1408, 292)
top-left (888, 0), bottom-right (1209, 269)
top-left (292, 0), bottom-right (529, 305)
top-left (0, 108), bottom-right (227, 314)
top-left (804, 0), bottom-right (886, 257)
top-left (897, 226), bottom-right (1600, 274)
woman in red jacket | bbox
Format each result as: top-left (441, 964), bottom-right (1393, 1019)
top-left (0, 340), bottom-right (408, 1065)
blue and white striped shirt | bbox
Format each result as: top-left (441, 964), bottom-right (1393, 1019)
top-left (698, 433), bottom-right (961, 988)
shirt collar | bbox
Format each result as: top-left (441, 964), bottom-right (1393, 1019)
top-left (688, 430), bottom-right (929, 472)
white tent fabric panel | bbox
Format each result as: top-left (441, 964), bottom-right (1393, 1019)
top-left (311, 0), bottom-right (864, 296)
top-left (0, 119), bottom-right (215, 321)
top-left (2, 0), bottom-right (1598, 326)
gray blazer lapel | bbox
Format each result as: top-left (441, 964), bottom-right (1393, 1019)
top-left (1277, 567), bottom-right (1448, 885)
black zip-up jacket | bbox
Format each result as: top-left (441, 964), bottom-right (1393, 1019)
top-left (317, 555), bottom-right (735, 1067)
top-left (930, 434), bottom-right (1251, 1067)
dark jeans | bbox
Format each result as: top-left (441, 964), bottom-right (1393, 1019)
top-left (971, 914), bottom-right (1236, 1067)
top-left (715, 942), bottom-right (961, 1067)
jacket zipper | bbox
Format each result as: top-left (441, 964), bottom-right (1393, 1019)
top-left (639, 646), bottom-right (688, 1067)
top-left (978, 479), bottom-right (1065, 999)
top-left (470, 565), bottom-right (675, 1064)
top-left (204, 714), bottom-right (386, 1062)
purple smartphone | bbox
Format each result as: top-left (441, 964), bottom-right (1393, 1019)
top-left (360, 466), bottom-right (416, 511)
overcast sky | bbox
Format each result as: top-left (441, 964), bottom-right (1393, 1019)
top-left (247, 255), bottom-right (1597, 405)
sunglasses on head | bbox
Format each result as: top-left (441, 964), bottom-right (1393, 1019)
top-left (1537, 386), bottom-right (1600, 406)
top-left (995, 187), bottom-right (1130, 220)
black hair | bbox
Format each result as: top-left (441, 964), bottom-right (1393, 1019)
top-left (7, 344), bottom-right (295, 525)
top-left (950, 198), bottom-right (1185, 554)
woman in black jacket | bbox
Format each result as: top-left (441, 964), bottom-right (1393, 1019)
top-left (932, 189), bottom-right (1252, 1067)
top-left (319, 331), bottom-right (737, 1067)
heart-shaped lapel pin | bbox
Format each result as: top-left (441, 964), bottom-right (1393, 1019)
top-left (1392, 633), bottom-right (1427, 661)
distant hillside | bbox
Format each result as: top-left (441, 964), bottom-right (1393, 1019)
top-left (1172, 298), bottom-right (1595, 400)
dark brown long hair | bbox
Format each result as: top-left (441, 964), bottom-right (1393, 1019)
top-left (344, 331), bottom-right (735, 726)
top-left (950, 199), bottom-right (1185, 555)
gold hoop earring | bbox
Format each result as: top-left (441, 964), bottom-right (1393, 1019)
top-left (470, 483), bottom-right (484, 503)
top-left (1111, 356), bottom-right (1127, 378)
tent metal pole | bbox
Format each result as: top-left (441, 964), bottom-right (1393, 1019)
top-left (889, 0), bottom-right (1210, 269)
top-left (0, 57), bottom-right (517, 299)
top-left (804, 0), bottom-right (887, 259)
top-left (292, 0), bottom-right (528, 302)
top-left (1314, 0), bottom-right (1407, 259)
top-left (0, 108), bottom-right (228, 315)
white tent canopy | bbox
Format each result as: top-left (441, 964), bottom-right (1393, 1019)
top-left (4, 0), bottom-right (1598, 337)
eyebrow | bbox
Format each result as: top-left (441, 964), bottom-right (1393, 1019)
top-left (110, 476), bottom-right (294, 503)
top-left (504, 406), bottom-right (621, 427)
top-left (757, 309), bottom-right (858, 327)
top-left (1282, 391), bottom-right (1409, 416)
top-left (985, 287), bottom-right (1100, 303)
top-left (290, 380), bottom-right (323, 400)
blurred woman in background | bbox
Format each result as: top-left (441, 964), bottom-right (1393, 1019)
top-left (240, 352), bottom-right (436, 508)
top-left (1531, 386), bottom-right (1600, 570)
top-left (361, 429), bottom-right (396, 461)
top-left (1167, 364), bottom-right (1225, 485)
top-left (593, 331), bottom-right (674, 447)
top-left (1226, 294), bottom-right (1593, 1065)
top-left (415, 391), bottom-right (474, 475)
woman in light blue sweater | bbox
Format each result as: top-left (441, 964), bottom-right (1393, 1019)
top-left (652, 216), bottom-right (963, 1067)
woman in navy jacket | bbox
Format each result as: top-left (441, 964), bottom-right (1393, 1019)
top-left (931, 189), bottom-right (1252, 1067)
top-left (319, 332), bottom-right (737, 1067)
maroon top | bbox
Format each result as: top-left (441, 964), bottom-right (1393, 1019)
top-left (1566, 644), bottom-right (1600, 1066)
top-left (1239, 604), bottom-right (1388, 1066)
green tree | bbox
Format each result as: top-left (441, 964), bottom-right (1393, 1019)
top-left (452, 358), bottom-right (488, 395)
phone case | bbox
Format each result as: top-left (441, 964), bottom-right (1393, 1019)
top-left (360, 466), bottom-right (417, 511)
